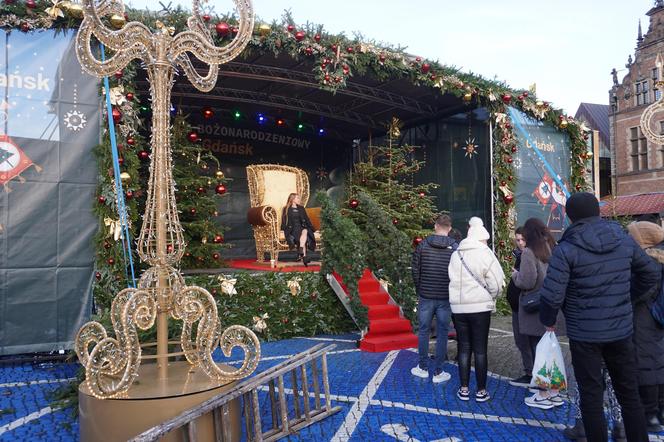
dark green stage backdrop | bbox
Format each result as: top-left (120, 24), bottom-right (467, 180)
top-left (400, 109), bottom-right (492, 234)
top-left (0, 30), bottom-right (100, 355)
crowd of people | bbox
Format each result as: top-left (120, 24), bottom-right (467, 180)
top-left (411, 192), bottom-right (664, 442)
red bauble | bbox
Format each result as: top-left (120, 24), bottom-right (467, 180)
top-left (415, 57), bottom-right (422, 62)
top-left (111, 107), bottom-right (122, 123)
top-left (215, 184), bottom-right (227, 195)
top-left (107, 258), bottom-right (115, 265)
top-left (517, 94), bottom-right (524, 101)
top-left (231, 27), bottom-right (238, 34)
top-left (104, 242), bottom-right (112, 250)
top-left (138, 150), bottom-right (149, 160)
top-left (392, 218), bottom-right (399, 225)
top-left (215, 22), bottom-right (230, 37)
top-left (95, 272), bottom-right (101, 280)
top-left (125, 92), bottom-right (134, 101)
top-left (506, 157), bottom-right (513, 164)
top-left (324, 74), bottom-right (331, 82)
top-left (330, 44), bottom-right (337, 52)
top-left (117, 157), bottom-right (124, 166)
top-left (349, 198), bottom-right (359, 209)
top-left (196, 186), bottom-right (205, 194)
top-left (114, 70), bottom-right (123, 79)
top-left (126, 137), bottom-right (136, 146)
top-left (418, 191), bottom-right (426, 197)
top-left (26, 0), bottom-right (36, 9)
top-left (508, 175), bottom-right (514, 181)
top-left (305, 46), bottom-right (313, 56)
top-left (98, 195), bottom-right (106, 204)
top-left (187, 131), bottom-right (199, 143)
top-left (202, 14), bottom-right (211, 22)
top-left (190, 207), bottom-right (197, 215)
top-left (295, 31), bottom-right (306, 41)
top-left (125, 190), bottom-right (133, 199)
top-left (511, 146), bottom-right (517, 153)
top-left (502, 94), bottom-right (512, 104)
top-left (503, 194), bottom-right (514, 205)
top-left (214, 234), bottom-right (224, 243)
top-left (413, 237), bottom-right (423, 247)
top-left (505, 122), bottom-right (512, 129)
top-left (314, 34), bottom-right (321, 42)
top-left (166, 244), bottom-right (173, 253)
top-left (421, 63), bottom-right (430, 74)
top-left (523, 91), bottom-right (529, 98)
top-left (575, 184), bottom-right (582, 191)
top-left (346, 46), bottom-right (354, 53)
top-left (287, 24), bottom-right (295, 32)
top-left (430, 74), bottom-right (437, 81)
top-left (379, 53), bottom-right (386, 63)
top-left (212, 253), bottom-right (220, 260)
top-left (202, 107), bottom-right (214, 119)
top-left (20, 23), bottom-right (30, 32)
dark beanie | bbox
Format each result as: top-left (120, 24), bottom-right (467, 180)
top-left (565, 192), bottom-right (600, 222)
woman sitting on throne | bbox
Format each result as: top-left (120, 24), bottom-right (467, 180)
top-left (281, 193), bottom-right (316, 266)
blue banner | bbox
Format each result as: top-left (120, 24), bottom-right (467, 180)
top-left (508, 107), bottom-right (571, 237)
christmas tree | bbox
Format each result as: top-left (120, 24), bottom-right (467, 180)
top-left (550, 361), bottom-right (567, 391)
top-left (350, 118), bottom-right (439, 241)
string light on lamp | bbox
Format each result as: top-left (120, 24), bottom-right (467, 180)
top-left (72, 0), bottom-right (260, 400)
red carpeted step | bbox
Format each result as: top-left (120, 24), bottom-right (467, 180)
top-left (359, 332), bottom-right (418, 352)
top-left (359, 279), bottom-right (381, 292)
top-left (367, 304), bottom-right (400, 320)
top-left (359, 292), bottom-right (389, 305)
top-left (366, 318), bottom-right (412, 335)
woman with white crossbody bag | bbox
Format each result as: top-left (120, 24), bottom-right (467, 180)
top-left (449, 217), bottom-right (505, 403)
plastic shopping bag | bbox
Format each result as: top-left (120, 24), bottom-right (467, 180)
top-left (531, 331), bottom-right (567, 391)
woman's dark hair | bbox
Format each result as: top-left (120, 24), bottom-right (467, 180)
top-left (448, 228), bottom-right (463, 243)
top-left (515, 226), bottom-right (524, 236)
top-left (523, 218), bottom-right (556, 263)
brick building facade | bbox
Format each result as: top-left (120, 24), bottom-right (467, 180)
top-left (609, 1), bottom-right (664, 196)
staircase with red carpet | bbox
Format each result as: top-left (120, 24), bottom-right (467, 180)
top-left (333, 269), bottom-right (418, 352)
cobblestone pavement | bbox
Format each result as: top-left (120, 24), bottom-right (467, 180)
top-left (1, 316), bottom-right (663, 441)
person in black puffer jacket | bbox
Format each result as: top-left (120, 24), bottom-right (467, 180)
top-left (411, 213), bottom-right (457, 383)
top-left (539, 193), bottom-right (660, 442)
top-left (627, 221), bottom-right (664, 432)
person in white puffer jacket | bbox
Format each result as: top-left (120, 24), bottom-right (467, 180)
top-left (449, 217), bottom-right (505, 403)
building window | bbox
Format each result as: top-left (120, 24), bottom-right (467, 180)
top-left (653, 68), bottom-right (660, 80)
top-left (630, 127), bottom-right (649, 171)
top-left (657, 89), bottom-right (662, 101)
top-left (636, 81), bottom-right (650, 105)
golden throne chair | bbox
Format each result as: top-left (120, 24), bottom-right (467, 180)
top-left (246, 164), bottom-right (322, 265)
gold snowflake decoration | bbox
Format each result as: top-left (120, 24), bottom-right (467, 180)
top-left (464, 138), bottom-right (478, 158)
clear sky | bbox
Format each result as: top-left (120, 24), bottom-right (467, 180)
top-left (127, 0), bottom-right (656, 114)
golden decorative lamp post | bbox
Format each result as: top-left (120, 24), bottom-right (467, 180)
top-left (72, 2), bottom-right (259, 438)
top-left (641, 53), bottom-right (664, 144)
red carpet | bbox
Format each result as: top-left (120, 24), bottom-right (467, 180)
top-left (334, 269), bottom-right (417, 352)
top-left (228, 259), bottom-right (320, 272)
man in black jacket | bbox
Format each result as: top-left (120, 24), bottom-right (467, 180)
top-left (411, 214), bottom-right (457, 383)
top-left (540, 193), bottom-right (660, 442)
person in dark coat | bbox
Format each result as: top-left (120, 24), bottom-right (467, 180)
top-left (627, 221), bottom-right (664, 432)
top-left (281, 193), bottom-right (316, 266)
top-left (411, 213), bottom-right (457, 383)
top-left (539, 192), bottom-right (660, 442)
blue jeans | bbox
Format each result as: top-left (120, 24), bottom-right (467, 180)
top-left (417, 298), bottom-right (451, 373)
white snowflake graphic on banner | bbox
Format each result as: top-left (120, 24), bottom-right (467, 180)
top-left (63, 109), bottom-right (87, 131)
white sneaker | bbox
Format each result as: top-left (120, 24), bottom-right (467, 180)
top-left (525, 393), bottom-right (555, 410)
top-left (548, 394), bottom-right (565, 407)
top-left (432, 371), bottom-right (451, 383)
top-left (410, 366), bottom-right (428, 379)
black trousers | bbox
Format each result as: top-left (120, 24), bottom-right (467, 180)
top-left (639, 384), bottom-right (664, 416)
top-left (570, 338), bottom-right (648, 442)
top-left (453, 311), bottom-right (491, 391)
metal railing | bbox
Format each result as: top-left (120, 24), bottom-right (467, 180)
top-left (130, 343), bottom-right (340, 442)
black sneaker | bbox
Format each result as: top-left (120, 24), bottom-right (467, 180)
top-left (475, 390), bottom-right (491, 403)
top-left (457, 387), bottom-right (470, 401)
top-left (509, 374), bottom-right (532, 387)
top-left (563, 419), bottom-right (586, 440)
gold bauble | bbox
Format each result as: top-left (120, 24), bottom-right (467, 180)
top-left (463, 92), bottom-right (473, 102)
top-left (586, 151), bottom-right (593, 159)
top-left (215, 170), bottom-right (224, 179)
top-left (120, 172), bottom-right (131, 181)
top-left (258, 24), bottom-right (271, 37)
top-left (201, 237), bottom-right (208, 244)
top-left (559, 120), bottom-right (569, 129)
top-left (66, 3), bottom-right (84, 19)
top-left (110, 14), bottom-right (126, 29)
top-left (536, 100), bottom-right (544, 107)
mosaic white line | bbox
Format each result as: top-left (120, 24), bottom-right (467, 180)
top-left (330, 350), bottom-right (399, 442)
top-left (0, 377), bottom-right (75, 388)
top-left (0, 406), bottom-right (57, 436)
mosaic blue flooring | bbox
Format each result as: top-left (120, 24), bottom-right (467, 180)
top-left (1, 334), bottom-right (661, 441)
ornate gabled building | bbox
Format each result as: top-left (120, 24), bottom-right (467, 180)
top-left (609, 0), bottom-right (664, 204)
